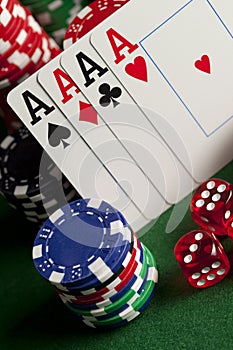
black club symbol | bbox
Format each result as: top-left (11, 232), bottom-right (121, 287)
top-left (98, 83), bottom-right (122, 108)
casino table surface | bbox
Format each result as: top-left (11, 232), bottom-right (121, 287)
top-left (1, 118), bottom-right (233, 350)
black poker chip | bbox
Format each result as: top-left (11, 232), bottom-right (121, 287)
top-left (0, 127), bottom-right (81, 225)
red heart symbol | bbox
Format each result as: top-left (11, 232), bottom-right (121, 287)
top-left (125, 56), bottom-right (148, 82)
top-left (194, 54), bottom-right (211, 74)
top-left (79, 101), bottom-right (98, 125)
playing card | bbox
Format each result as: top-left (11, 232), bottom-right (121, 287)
top-left (60, 32), bottom-right (196, 205)
top-left (90, 0), bottom-right (233, 182)
top-left (36, 55), bottom-right (169, 220)
top-left (7, 71), bottom-right (150, 231)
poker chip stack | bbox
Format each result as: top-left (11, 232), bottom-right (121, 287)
top-left (19, 0), bottom-right (83, 46)
top-left (0, 127), bottom-right (81, 226)
top-left (0, 0), bottom-right (61, 133)
top-left (32, 198), bottom-right (158, 329)
top-left (63, 0), bottom-right (130, 50)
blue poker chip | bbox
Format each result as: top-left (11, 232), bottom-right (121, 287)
top-left (33, 198), bottom-right (132, 287)
top-left (53, 211), bottom-right (133, 293)
top-left (52, 209), bottom-right (133, 292)
top-left (62, 223), bottom-right (133, 291)
top-left (50, 204), bottom-right (133, 292)
top-left (62, 237), bottom-right (133, 292)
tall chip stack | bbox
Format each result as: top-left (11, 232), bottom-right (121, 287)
top-left (32, 198), bottom-right (158, 329)
top-left (0, 0), bottom-right (61, 133)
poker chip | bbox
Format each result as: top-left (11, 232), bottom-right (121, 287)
top-left (63, 0), bottom-right (130, 50)
top-left (77, 245), bottom-right (158, 328)
top-left (55, 234), bottom-right (142, 301)
top-left (20, 0), bottom-right (83, 46)
top-left (32, 199), bottom-right (158, 328)
top-left (0, 0), bottom-right (61, 133)
top-left (0, 127), bottom-right (81, 226)
top-left (33, 198), bottom-right (132, 285)
top-left (55, 235), bottom-right (142, 307)
top-left (63, 240), bottom-right (146, 313)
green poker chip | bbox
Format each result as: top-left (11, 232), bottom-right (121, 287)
top-left (20, 0), bottom-right (82, 45)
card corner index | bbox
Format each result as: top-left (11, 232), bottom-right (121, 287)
top-left (7, 72), bottom-right (36, 108)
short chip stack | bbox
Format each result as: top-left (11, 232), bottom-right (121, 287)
top-left (63, 0), bottom-right (130, 50)
top-left (0, 0), bottom-right (61, 132)
top-left (0, 127), bottom-right (81, 226)
top-left (20, 0), bottom-right (83, 46)
top-left (32, 198), bottom-right (158, 328)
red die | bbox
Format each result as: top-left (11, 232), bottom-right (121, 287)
top-left (174, 230), bottom-right (230, 288)
top-left (190, 178), bottom-right (233, 236)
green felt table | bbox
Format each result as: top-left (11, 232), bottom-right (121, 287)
top-left (1, 114), bottom-right (233, 350)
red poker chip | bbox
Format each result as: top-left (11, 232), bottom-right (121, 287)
top-left (0, 30), bottom-right (42, 83)
top-left (1, 7), bottom-right (40, 77)
top-left (0, 0), bottom-right (15, 31)
top-left (0, 27), bottom-right (34, 66)
top-left (0, 33), bottom-right (58, 88)
top-left (0, 7), bottom-right (61, 83)
top-left (63, 0), bottom-right (130, 50)
top-left (0, 0), bottom-right (27, 43)
top-left (0, 3), bottom-right (43, 58)
top-left (0, 16), bottom-right (25, 51)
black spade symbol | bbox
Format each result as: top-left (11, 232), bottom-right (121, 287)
top-left (48, 123), bottom-right (71, 148)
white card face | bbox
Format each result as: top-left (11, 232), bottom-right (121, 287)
top-left (36, 55), bottom-right (169, 220)
top-left (90, 0), bottom-right (233, 182)
top-left (140, 0), bottom-right (232, 137)
top-left (60, 34), bottom-right (196, 205)
top-left (7, 72), bottom-right (149, 231)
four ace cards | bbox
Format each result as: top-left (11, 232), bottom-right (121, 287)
top-left (7, 0), bottom-right (233, 231)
